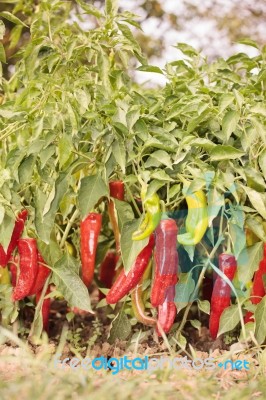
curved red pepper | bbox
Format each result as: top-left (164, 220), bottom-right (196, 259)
top-left (28, 252), bottom-right (51, 295)
top-left (12, 238), bottom-right (38, 301)
top-left (0, 209), bottom-right (28, 268)
top-left (36, 285), bottom-right (51, 333)
top-left (150, 219), bottom-right (179, 308)
top-left (245, 244), bottom-right (266, 323)
top-left (98, 251), bottom-right (118, 300)
top-left (157, 285), bottom-right (177, 336)
top-left (108, 181), bottom-right (125, 254)
top-left (106, 234), bottom-right (155, 304)
top-left (209, 254), bottom-right (237, 339)
top-left (0, 246), bottom-right (6, 267)
top-left (9, 256), bottom-right (18, 287)
top-left (80, 213), bottom-right (102, 287)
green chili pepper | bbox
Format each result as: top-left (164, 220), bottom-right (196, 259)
top-left (132, 191), bottom-right (161, 241)
top-left (178, 189), bottom-right (208, 246)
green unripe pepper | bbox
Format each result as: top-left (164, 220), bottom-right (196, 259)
top-left (132, 190), bottom-right (161, 241)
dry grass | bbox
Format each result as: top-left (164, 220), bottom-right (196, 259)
top-left (0, 327), bottom-right (266, 400)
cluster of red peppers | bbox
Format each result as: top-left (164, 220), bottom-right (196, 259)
top-left (2, 182), bottom-right (266, 341)
top-left (104, 187), bottom-right (179, 336)
top-left (0, 210), bottom-right (51, 332)
top-left (209, 254), bottom-right (237, 339)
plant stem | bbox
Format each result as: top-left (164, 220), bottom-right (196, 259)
top-left (60, 209), bottom-right (80, 248)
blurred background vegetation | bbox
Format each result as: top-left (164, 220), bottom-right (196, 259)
top-left (1, 0), bottom-right (266, 80)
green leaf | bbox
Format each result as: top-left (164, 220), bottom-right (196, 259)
top-left (108, 310), bottom-right (131, 344)
top-left (59, 133), bottom-right (72, 168)
top-left (78, 174), bottom-right (108, 219)
top-left (112, 140), bottom-right (126, 174)
top-left (0, 43), bottom-right (6, 63)
top-left (146, 180), bottom-right (165, 198)
top-left (190, 138), bottom-right (216, 151)
top-left (174, 272), bottom-right (195, 310)
top-left (18, 155), bottom-right (36, 185)
top-left (37, 238), bottom-right (62, 268)
top-left (0, 20), bottom-right (5, 40)
top-left (190, 319), bottom-right (201, 331)
top-left (117, 22), bottom-right (139, 50)
top-left (146, 150), bottom-right (172, 169)
top-left (197, 299), bottom-right (210, 315)
top-left (259, 149), bottom-right (266, 177)
top-left (0, 11), bottom-right (28, 27)
top-left (237, 242), bottom-right (263, 285)
top-left (0, 212), bottom-right (15, 252)
top-left (237, 38), bottom-right (259, 48)
top-left (217, 305), bottom-right (240, 336)
top-left (51, 253), bottom-right (93, 313)
top-left (210, 145), bottom-right (245, 161)
top-left (219, 94), bottom-right (235, 114)
top-left (76, 0), bottom-right (103, 18)
top-left (207, 188), bottom-right (224, 226)
top-left (174, 43), bottom-right (198, 57)
top-left (113, 199), bottom-right (134, 232)
top-left (242, 187), bottom-right (266, 219)
top-left (150, 170), bottom-right (174, 182)
top-left (120, 218), bottom-right (149, 273)
top-left (245, 216), bottom-right (266, 242)
top-left (222, 110), bottom-right (240, 141)
top-left (229, 223), bottom-right (246, 259)
top-left (137, 65), bottom-right (163, 74)
top-left (255, 296), bottom-right (266, 344)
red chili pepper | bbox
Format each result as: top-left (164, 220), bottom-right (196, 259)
top-left (0, 246), bottom-right (7, 267)
top-left (9, 256), bottom-right (18, 287)
top-left (108, 181), bottom-right (125, 254)
top-left (28, 252), bottom-right (51, 296)
top-left (12, 238), bottom-right (38, 301)
top-left (98, 251), bottom-right (118, 300)
top-left (244, 244), bottom-right (266, 323)
top-left (150, 219), bottom-right (179, 308)
top-left (106, 234), bottom-right (155, 304)
top-left (80, 213), bottom-right (102, 287)
top-left (209, 254), bottom-right (237, 339)
top-left (157, 285), bottom-right (177, 336)
top-left (36, 285), bottom-right (51, 333)
top-left (6, 210), bottom-right (28, 261)
top-left (0, 209), bottom-right (28, 268)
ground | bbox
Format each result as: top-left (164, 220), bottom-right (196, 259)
top-left (0, 287), bottom-right (265, 399)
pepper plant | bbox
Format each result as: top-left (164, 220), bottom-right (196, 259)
top-left (0, 0), bottom-right (266, 346)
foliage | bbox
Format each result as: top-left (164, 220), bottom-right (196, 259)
top-left (0, 0), bottom-right (266, 345)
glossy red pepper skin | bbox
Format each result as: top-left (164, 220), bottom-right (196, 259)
top-left (157, 285), bottom-right (177, 336)
top-left (0, 209), bottom-right (28, 267)
top-left (244, 244), bottom-right (266, 323)
top-left (106, 234), bottom-right (155, 304)
top-left (80, 213), bottom-right (102, 288)
top-left (209, 254), bottom-right (237, 339)
top-left (12, 238), bottom-right (38, 301)
top-left (6, 210), bottom-right (28, 261)
top-left (36, 285), bottom-right (51, 333)
top-left (108, 181), bottom-right (125, 254)
top-left (0, 246), bottom-right (6, 267)
top-left (150, 219), bottom-right (179, 308)
top-left (28, 252), bottom-right (51, 296)
top-left (9, 256), bottom-right (18, 287)
top-left (98, 251), bottom-right (118, 300)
